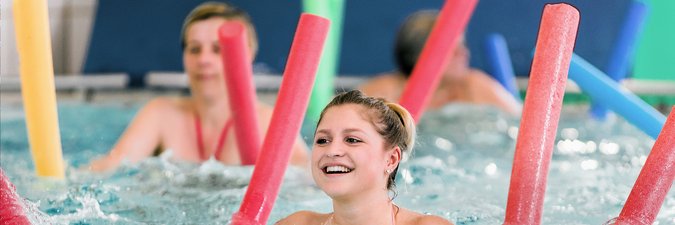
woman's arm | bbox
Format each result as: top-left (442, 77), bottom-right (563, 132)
top-left (88, 98), bottom-right (168, 171)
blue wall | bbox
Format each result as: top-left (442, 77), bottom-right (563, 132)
top-left (84, 0), bottom-right (631, 86)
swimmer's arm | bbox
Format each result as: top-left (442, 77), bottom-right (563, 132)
top-left (88, 99), bottom-right (165, 171)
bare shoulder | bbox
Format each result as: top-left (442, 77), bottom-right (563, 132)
top-left (414, 215), bottom-right (454, 225)
top-left (398, 208), bottom-right (454, 225)
top-left (360, 72), bottom-right (406, 89)
top-left (275, 211), bottom-right (327, 225)
top-left (466, 69), bottom-right (498, 85)
top-left (143, 97), bottom-right (188, 113)
top-left (359, 72), bottom-right (407, 101)
top-left (465, 69), bottom-right (508, 96)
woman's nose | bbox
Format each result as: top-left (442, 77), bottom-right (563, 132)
top-left (325, 144), bottom-right (345, 157)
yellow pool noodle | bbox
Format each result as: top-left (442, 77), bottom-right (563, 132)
top-left (13, 0), bottom-right (65, 178)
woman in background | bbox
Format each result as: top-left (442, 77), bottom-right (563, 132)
top-left (360, 10), bottom-right (521, 116)
top-left (88, 2), bottom-right (308, 171)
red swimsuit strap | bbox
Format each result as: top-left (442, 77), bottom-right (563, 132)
top-left (194, 114), bottom-right (233, 161)
top-left (213, 119), bottom-right (233, 161)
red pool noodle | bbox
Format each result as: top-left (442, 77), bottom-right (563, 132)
top-left (615, 106), bottom-right (675, 225)
top-left (503, 4), bottom-right (579, 225)
top-left (398, 0), bottom-right (477, 123)
top-left (0, 169), bottom-right (31, 225)
top-left (218, 21), bottom-right (262, 165)
top-left (230, 13), bottom-right (329, 225)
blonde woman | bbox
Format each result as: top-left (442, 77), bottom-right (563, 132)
top-left (89, 2), bottom-right (308, 171)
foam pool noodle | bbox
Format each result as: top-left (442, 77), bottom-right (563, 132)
top-left (218, 21), bottom-right (262, 165)
top-left (302, 0), bottom-right (345, 123)
top-left (399, 0), bottom-right (478, 123)
top-left (591, 1), bottom-right (649, 120)
top-left (0, 169), bottom-right (31, 225)
top-left (484, 33), bottom-right (521, 100)
top-left (504, 4), bottom-right (579, 225)
top-left (230, 14), bottom-right (329, 225)
top-left (609, 106), bottom-right (675, 225)
top-left (569, 53), bottom-right (665, 139)
top-left (13, 0), bottom-right (65, 178)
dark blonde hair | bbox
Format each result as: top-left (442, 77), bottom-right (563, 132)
top-left (317, 90), bottom-right (416, 191)
top-left (394, 10), bottom-right (437, 77)
top-left (180, 1), bottom-right (258, 57)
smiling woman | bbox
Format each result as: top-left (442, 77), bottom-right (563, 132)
top-left (276, 90), bottom-right (452, 225)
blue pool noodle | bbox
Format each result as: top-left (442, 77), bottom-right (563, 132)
top-left (484, 33), bottom-right (520, 100)
top-left (570, 53), bottom-right (665, 139)
top-left (591, 1), bottom-right (649, 120)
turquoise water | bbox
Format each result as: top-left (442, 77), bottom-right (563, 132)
top-left (1, 103), bottom-right (673, 224)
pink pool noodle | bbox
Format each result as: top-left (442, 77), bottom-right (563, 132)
top-left (398, 0), bottom-right (477, 123)
top-left (614, 106), bottom-right (675, 225)
top-left (218, 21), bottom-right (262, 165)
top-left (503, 4), bottom-right (579, 225)
top-left (230, 13), bottom-right (329, 225)
top-left (0, 169), bottom-right (31, 225)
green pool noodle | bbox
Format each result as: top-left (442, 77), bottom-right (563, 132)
top-left (302, 0), bottom-right (345, 123)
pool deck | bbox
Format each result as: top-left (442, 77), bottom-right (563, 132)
top-left (1, 73), bottom-right (673, 114)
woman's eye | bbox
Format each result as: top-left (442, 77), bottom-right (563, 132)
top-left (345, 137), bottom-right (361, 144)
top-left (188, 46), bottom-right (200, 54)
top-left (315, 138), bottom-right (329, 145)
top-left (213, 45), bottom-right (221, 54)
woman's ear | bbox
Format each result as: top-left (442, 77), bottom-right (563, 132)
top-left (386, 146), bottom-right (402, 169)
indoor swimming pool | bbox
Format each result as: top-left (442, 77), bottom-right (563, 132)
top-left (1, 102), bottom-right (673, 224)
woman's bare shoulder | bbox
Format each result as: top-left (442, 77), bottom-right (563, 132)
top-left (359, 72), bottom-right (407, 102)
top-left (414, 215), bottom-right (454, 225)
top-left (360, 72), bottom-right (407, 88)
top-left (398, 208), bottom-right (454, 225)
top-left (275, 211), bottom-right (327, 225)
top-left (144, 97), bottom-right (188, 110)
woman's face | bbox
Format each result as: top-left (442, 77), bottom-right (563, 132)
top-left (183, 17), bottom-right (228, 99)
top-left (312, 104), bottom-right (396, 199)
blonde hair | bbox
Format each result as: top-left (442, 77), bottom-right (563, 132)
top-left (317, 90), bottom-right (416, 191)
top-left (180, 1), bottom-right (258, 58)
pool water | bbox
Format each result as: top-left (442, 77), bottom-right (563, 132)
top-left (1, 103), bottom-right (673, 224)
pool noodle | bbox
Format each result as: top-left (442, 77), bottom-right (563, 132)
top-left (569, 53), bottom-right (665, 139)
top-left (614, 106), bottom-right (675, 225)
top-left (591, 1), bottom-right (648, 120)
top-left (13, 0), bottom-right (65, 178)
top-left (504, 4), bottom-right (579, 225)
top-left (0, 169), bottom-right (31, 225)
top-left (398, 0), bottom-right (478, 123)
top-left (303, 0), bottom-right (345, 123)
top-left (230, 14), bottom-right (329, 225)
top-left (484, 33), bottom-right (521, 100)
top-left (218, 21), bottom-right (262, 165)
